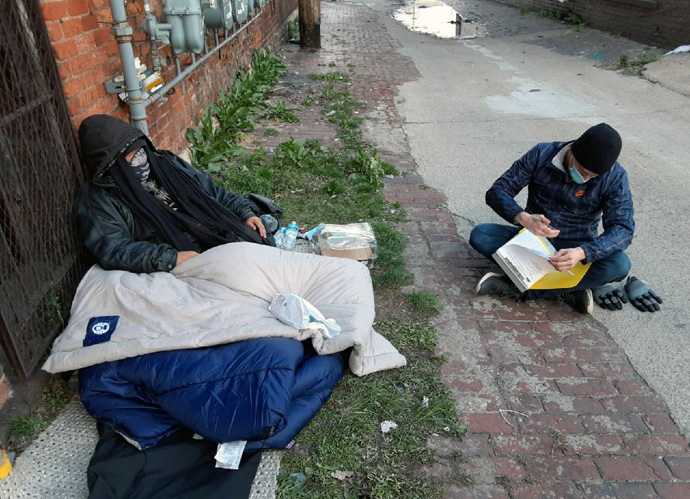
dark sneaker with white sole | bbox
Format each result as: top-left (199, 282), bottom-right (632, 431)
top-left (557, 289), bottom-right (594, 314)
top-left (475, 272), bottom-right (518, 298)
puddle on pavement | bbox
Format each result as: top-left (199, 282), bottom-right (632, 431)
top-left (394, 0), bottom-right (487, 39)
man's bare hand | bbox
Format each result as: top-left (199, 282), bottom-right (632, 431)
top-left (245, 216), bottom-right (266, 238)
top-left (549, 248), bottom-right (585, 272)
top-left (515, 212), bottom-right (560, 238)
top-left (176, 251), bottom-right (199, 266)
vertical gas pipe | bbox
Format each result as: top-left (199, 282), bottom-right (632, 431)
top-left (109, 0), bottom-right (148, 133)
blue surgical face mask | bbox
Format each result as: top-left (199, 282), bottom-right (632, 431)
top-left (569, 165), bottom-right (588, 184)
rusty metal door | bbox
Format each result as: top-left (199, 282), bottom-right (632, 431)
top-left (0, 0), bottom-right (87, 376)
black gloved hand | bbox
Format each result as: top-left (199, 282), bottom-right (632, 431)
top-left (593, 282), bottom-right (628, 310)
top-left (625, 276), bottom-right (663, 312)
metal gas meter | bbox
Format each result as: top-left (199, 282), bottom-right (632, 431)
top-left (202, 0), bottom-right (234, 30)
top-left (164, 0), bottom-right (205, 54)
top-left (232, 0), bottom-right (250, 24)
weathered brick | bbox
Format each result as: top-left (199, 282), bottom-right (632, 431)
top-left (41, 1), bottom-right (69, 21)
top-left (601, 395), bottom-right (666, 414)
top-left (61, 17), bottom-right (83, 39)
top-left (489, 435), bottom-right (555, 456)
top-left (563, 434), bottom-right (626, 455)
top-left (595, 456), bottom-right (673, 481)
top-left (518, 414), bottom-right (585, 434)
top-left (580, 482), bottom-right (657, 498)
top-left (67, 0), bottom-right (89, 16)
top-left (578, 362), bottom-right (634, 378)
top-left (491, 457), bottom-right (525, 480)
top-left (614, 379), bottom-right (653, 395)
top-left (52, 39), bottom-right (79, 60)
top-left (665, 456), bottom-right (690, 480)
top-left (507, 394), bottom-right (545, 413)
top-left (642, 414), bottom-right (681, 433)
top-left (81, 14), bottom-right (100, 32)
top-left (512, 482), bottom-right (582, 499)
top-left (523, 456), bottom-right (600, 481)
top-left (448, 377), bottom-right (485, 393)
top-left (542, 347), bottom-right (599, 363)
top-left (541, 395), bottom-right (607, 414)
top-left (556, 378), bottom-right (619, 396)
top-left (464, 413), bottom-right (514, 434)
top-left (653, 483), bottom-right (690, 498)
top-left (525, 363), bottom-right (582, 378)
top-left (455, 434), bottom-right (493, 457)
top-left (580, 414), bottom-right (649, 434)
top-left (623, 434), bottom-right (690, 456)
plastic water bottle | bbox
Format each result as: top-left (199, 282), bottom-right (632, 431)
top-left (274, 228), bottom-right (286, 249)
top-left (260, 214), bottom-right (279, 235)
top-left (284, 221), bottom-right (299, 250)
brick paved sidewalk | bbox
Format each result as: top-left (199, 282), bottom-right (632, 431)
top-left (268, 3), bottom-right (690, 497)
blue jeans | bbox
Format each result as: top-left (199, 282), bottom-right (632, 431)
top-left (469, 223), bottom-right (631, 300)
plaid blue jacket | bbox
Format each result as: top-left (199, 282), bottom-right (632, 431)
top-left (486, 141), bottom-right (635, 263)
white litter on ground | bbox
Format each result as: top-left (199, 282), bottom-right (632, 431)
top-left (380, 421), bottom-right (398, 433)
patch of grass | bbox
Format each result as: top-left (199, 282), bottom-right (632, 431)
top-left (7, 415), bottom-right (48, 444)
top-left (617, 54), bottom-right (659, 72)
top-left (538, 9), bottom-right (584, 30)
top-left (5, 375), bottom-right (75, 451)
top-left (264, 128), bottom-right (279, 137)
top-left (42, 376), bottom-right (73, 414)
top-left (371, 221), bottom-right (412, 288)
top-left (301, 97), bottom-right (315, 107)
top-left (278, 319), bottom-right (465, 498)
top-left (406, 290), bottom-right (441, 316)
top-left (309, 71), bottom-right (350, 82)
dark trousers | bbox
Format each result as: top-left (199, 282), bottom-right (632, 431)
top-left (469, 223), bottom-right (631, 300)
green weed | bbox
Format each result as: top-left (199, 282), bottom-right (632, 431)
top-left (263, 101), bottom-right (300, 123)
top-left (264, 128), bottom-right (279, 137)
top-left (617, 54), bottom-right (659, 72)
top-left (538, 9), bottom-right (584, 30)
top-left (7, 415), bottom-right (48, 447)
top-left (186, 50), bottom-right (286, 171)
top-left (309, 71), bottom-right (350, 82)
top-left (371, 222), bottom-right (412, 288)
top-left (287, 20), bottom-right (300, 40)
top-left (406, 290), bottom-right (441, 316)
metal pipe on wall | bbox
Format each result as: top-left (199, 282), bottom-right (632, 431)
top-left (109, 0), bottom-right (148, 133)
top-left (111, 0), bottom-right (264, 127)
top-left (145, 12), bottom-right (261, 105)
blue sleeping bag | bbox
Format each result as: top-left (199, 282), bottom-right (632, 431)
top-left (79, 337), bottom-right (345, 450)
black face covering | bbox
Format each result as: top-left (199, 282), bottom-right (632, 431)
top-left (108, 145), bottom-right (266, 252)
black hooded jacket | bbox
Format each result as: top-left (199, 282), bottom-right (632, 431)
top-left (77, 115), bottom-right (256, 273)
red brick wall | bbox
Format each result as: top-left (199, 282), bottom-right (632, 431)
top-left (40, 0), bottom-right (297, 152)
top-left (495, 0), bottom-right (689, 49)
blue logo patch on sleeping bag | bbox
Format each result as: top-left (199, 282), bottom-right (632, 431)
top-left (84, 316), bottom-right (119, 347)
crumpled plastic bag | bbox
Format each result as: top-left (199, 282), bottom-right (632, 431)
top-left (269, 293), bottom-right (342, 338)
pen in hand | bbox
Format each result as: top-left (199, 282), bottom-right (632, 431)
top-left (531, 215), bottom-right (575, 276)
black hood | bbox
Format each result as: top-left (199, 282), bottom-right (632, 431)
top-left (79, 114), bottom-right (155, 180)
